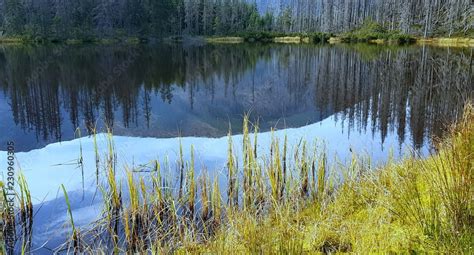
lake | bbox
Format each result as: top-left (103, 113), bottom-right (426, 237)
top-left (0, 42), bottom-right (472, 252)
top-left (1, 43), bottom-right (471, 153)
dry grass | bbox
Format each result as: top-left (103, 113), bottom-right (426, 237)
top-left (416, 37), bottom-right (474, 47)
top-left (4, 104), bottom-right (473, 254)
top-left (196, 103), bottom-right (473, 253)
top-left (205, 37), bottom-right (245, 44)
top-left (273, 36), bottom-right (302, 43)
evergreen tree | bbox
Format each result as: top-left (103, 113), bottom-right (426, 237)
top-left (0, 0), bottom-right (471, 39)
top-left (4, 0), bottom-right (26, 35)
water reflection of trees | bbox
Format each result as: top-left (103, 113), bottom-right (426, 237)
top-left (264, 44), bottom-right (471, 149)
top-left (311, 45), bottom-right (472, 149)
top-left (0, 44), bottom-right (471, 150)
top-left (0, 44), bottom-right (269, 140)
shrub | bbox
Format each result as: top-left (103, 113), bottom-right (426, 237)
top-left (342, 20), bottom-right (415, 44)
top-left (237, 31), bottom-right (285, 42)
top-left (305, 32), bottom-right (332, 43)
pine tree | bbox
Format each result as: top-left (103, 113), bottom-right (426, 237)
top-left (4, 0), bottom-right (26, 35)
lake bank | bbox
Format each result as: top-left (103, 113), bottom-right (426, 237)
top-left (415, 37), bottom-right (474, 47)
top-left (0, 108), bottom-right (425, 253)
top-left (205, 36), bottom-right (474, 47)
top-left (2, 35), bottom-right (473, 48)
top-left (1, 103), bottom-right (471, 254)
top-left (194, 104), bottom-right (473, 254)
top-left (0, 37), bottom-right (145, 45)
top-left (0, 40), bottom-right (471, 254)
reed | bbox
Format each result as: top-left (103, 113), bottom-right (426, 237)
top-left (210, 178), bottom-right (222, 225)
top-left (17, 173), bottom-right (33, 253)
top-left (1, 183), bottom-right (15, 254)
top-left (299, 141), bottom-right (309, 197)
top-left (281, 134), bottom-right (287, 200)
top-left (125, 170), bottom-right (140, 250)
top-left (242, 115), bottom-right (252, 210)
top-left (151, 160), bottom-right (164, 224)
top-left (43, 103), bottom-right (472, 253)
top-left (316, 151), bottom-right (327, 201)
top-left (187, 145), bottom-right (196, 217)
top-left (268, 130), bottom-right (283, 204)
top-left (104, 158), bottom-right (121, 249)
top-left (226, 127), bottom-right (238, 207)
top-left (92, 128), bottom-right (100, 184)
top-left (106, 164), bottom-right (121, 212)
top-left (0, 181), bottom-right (4, 254)
top-left (75, 128), bottom-right (85, 198)
top-left (106, 128), bottom-right (116, 173)
top-left (253, 119), bottom-right (259, 160)
top-left (253, 154), bottom-right (265, 211)
top-left (199, 171), bottom-right (211, 222)
top-left (61, 184), bottom-right (80, 253)
top-left (178, 139), bottom-right (185, 200)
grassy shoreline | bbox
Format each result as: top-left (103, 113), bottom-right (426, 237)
top-left (2, 35), bottom-right (472, 48)
top-left (206, 35), bottom-right (474, 47)
top-left (2, 21), bottom-right (472, 47)
top-left (204, 30), bottom-right (473, 47)
top-left (2, 104), bottom-right (472, 253)
top-left (0, 36), bottom-right (145, 45)
top-left (415, 37), bottom-right (474, 47)
top-left (193, 105), bottom-right (473, 253)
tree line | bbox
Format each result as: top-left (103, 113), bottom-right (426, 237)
top-left (0, 0), bottom-right (472, 40)
top-left (0, 0), bottom-right (269, 39)
top-left (278, 0), bottom-right (472, 37)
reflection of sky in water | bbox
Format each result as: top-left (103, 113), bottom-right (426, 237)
top-left (0, 108), bottom-right (425, 204)
top-left (0, 43), bottom-right (469, 253)
top-left (0, 44), bottom-right (469, 153)
top-left (0, 107), bottom-right (429, 253)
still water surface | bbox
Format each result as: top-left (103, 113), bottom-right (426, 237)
top-left (0, 42), bottom-right (472, 253)
top-left (0, 43), bottom-right (471, 152)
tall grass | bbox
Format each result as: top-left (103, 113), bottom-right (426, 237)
top-left (75, 128), bottom-right (85, 198)
top-left (226, 126), bottom-right (238, 208)
top-left (178, 138), bottom-right (185, 200)
top-left (214, 104), bottom-right (470, 253)
top-left (186, 145), bottom-right (196, 217)
top-left (7, 104), bottom-right (472, 254)
top-left (61, 184), bottom-right (80, 253)
top-left (92, 128), bottom-right (100, 184)
top-left (17, 173), bottom-right (33, 253)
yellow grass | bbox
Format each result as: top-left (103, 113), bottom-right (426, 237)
top-left (205, 37), bottom-right (245, 43)
top-left (417, 37), bottom-right (474, 47)
top-left (273, 36), bottom-right (302, 43)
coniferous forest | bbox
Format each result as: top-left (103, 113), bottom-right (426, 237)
top-left (0, 1), bottom-right (473, 254)
top-left (0, 0), bottom-right (472, 40)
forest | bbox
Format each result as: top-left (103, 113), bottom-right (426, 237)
top-left (0, 0), bottom-right (472, 41)
top-left (0, 1), bottom-right (473, 254)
